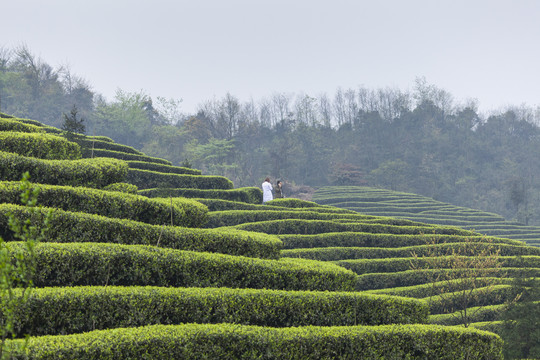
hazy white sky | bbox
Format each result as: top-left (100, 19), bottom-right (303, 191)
top-left (2, 0), bottom-right (540, 114)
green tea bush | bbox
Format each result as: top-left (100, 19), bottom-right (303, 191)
top-left (0, 204), bottom-right (280, 259)
top-left (78, 138), bottom-right (144, 155)
top-left (0, 152), bottom-right (128, 188)
top-left (7, 286), bottom-right (427, 336)
top-left (429, 304), bottom-right (507, 325)
top-left (282, 243), bottom-right (540, 261)
top-left (0, 118), bottom-right (44, 133)
top-left (127, 168), bottom-right (233, 190)
top-left (233, 219), bottom-right (474, 236)
top-left (81, 148), bottom-right (172, 165)
top-left (139, 187), bottom-right (262, 204)
top-left (0, 132), bottom-right (81, 160)
top-left (205, 210), bottom-right (372, 228)
top-left (194, 198), bottom-right (355, 213)
top-left (0, 182), bottom-right (208, 227)
top-left (103, 182), bottom-right (139, 194)
top-left (6, 242), bottom-right (357, 291)
top-left (279, 232), bottom-right (523, 249)
top-left (127, 160), bottom-right (201, 175)
top-left (266, 198), bottom-right (326, 208)
top-left (425, 285), bottom-right (519, 314)
top-left (5, 323), bottom-right (503, 359)
top-left (355, 268), bottom-right (540, 290)
top-left (337, 256), bottom-right (540, 275)
top-left (366, 277), bottom-right (511, 298)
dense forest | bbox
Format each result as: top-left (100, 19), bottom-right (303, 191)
top-left (1, 45), bottom-right (540, 225)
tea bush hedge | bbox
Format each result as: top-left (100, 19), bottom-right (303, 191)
top-left (0, 204), bottom-right (279, 259)
top-left (278, 232), bottom-right (523, 249)
top-left (282, 242), bottom-right (540, 261)
top-left (7, 286), bottom-right (428, 337)
top-left (205, 210), bottom-right (372, 228)
top-left (78, 138), bottom-right (144, 155)
top-left (0, 152), bottom-right (127, 188)
top-left (6, 242), bottom-right (357, 291)
top-left (0, 118), bottom-right (44, 133)
top-left (366, 277), bottom-right (511, 298)
top-left (233, 219), bottom-right (474, 236)
top-left (127, 160), bottom-right (201, 175)
top-left (195, 198), bottom-right (356, 213)
top-left (429, 304), bottom-right (507, 325)
top-left (139, 187), bottom-right (262, 204)
top-left (5, 323), bottom-right (503, 360)
top-left (425, 285), bottom-right (519, 314)
top-left (81, 148), bottom-right (172, 165)
top-left (0, 131), bottom-right (81, 159)
top-left (0, 182), bottom-right (208, 227)
top-left (337, 256), bottom-right (540, 275)
top-left (355, 268), bottom-right (540, 290)
top-left (103, 182), bottom-right (139, 194)
top-left (127, 168), bottom-right (233, 190)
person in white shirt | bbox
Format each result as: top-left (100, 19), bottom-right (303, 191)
top-left (262, 177), bottom-right (273, 204)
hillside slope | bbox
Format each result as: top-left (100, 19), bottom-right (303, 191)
top-left (313, 186), bottom-right (540, 248)
top-left (3, 113), bottom-right (537, 358)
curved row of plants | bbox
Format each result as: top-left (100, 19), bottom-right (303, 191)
top-left (0, 131), bottom-right (81, 160)
top-left (6, 242), bottom-right (357, 291)
top-left (8, 286), bottom-right (427, 337)
top-left (0, 181), bottom-right (207, 227)
top-left (139, 187), bottom-right (262, 204)
top-left (0, 203), bottom-right (280, 259)
top-left (5, 323), bottom-right (502, 360)
top-left (313, 185), bottom-right (540, 247)
top-left (0, 151), bottom-right (127, 188)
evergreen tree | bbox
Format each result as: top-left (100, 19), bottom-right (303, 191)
top-left (61, 105), bottom-right (85, 142)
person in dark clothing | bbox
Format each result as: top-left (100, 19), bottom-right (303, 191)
top-left (274, 180), bottom-right (284, 198)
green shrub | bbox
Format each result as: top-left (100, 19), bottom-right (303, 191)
top-left (103, 182), bottom-right (139, 194)
top-left (139, 187), bottom-right (262, 204)
top-left (193, 198), bottom-right (354, 213)
top-left (0, 182), bottom-right (208, 227)
top-left (0, 204), bottom-right (280, 259)
top-left (366, 277), bottom-right (512, 299)
top-left (425, 285), bottom-right (520, 314)
top-left (337, 256), bottom-right (540, 275)
top-left (0, 132), bottom-right (81, 160)
top-left (233, 219), bottom-right (474, 236)
top-left (78, 138), bottom-right (144, 155)
top-left (206, 210), bottom-right (374, 228)
top-left (355, 268), bottom-right (540, 290)
top-left (0, 152), bottom-right (127, 188)
top-left (81, 148), bottom-right (172, 165)
top-left (7, 286), bottom-right (427, 337)
top-left (6, 242), bottom-right (357, 291)
top-left (282, 243), bottom-right (540, 261)
top-left (279, 232), bottom-right (523, 249)
top-left (127, 160), bottom-right (201, 175)
top-left (429, 304), bottom-right (507, 325)
top-left (86, 135), bottom-right (114, 143)
top-left (5, 323), bottom-right (503, 360)
top-left (266, 198), bottom-right (326, 208)
top-left (127, 168), bottom-right (234, 190)
top-left (0, 118), bottom-right (44, 133)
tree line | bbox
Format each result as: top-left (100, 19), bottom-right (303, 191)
top-left (1, 45), bottom-right (540, 225)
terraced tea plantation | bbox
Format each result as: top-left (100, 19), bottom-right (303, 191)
top-left (313, 186), bottom-right (540, 248)
top-left (1, 113), bottom-right (538, 358)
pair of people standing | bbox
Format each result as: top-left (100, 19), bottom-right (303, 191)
top-left (262, 178), bottom-right (283, 204)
